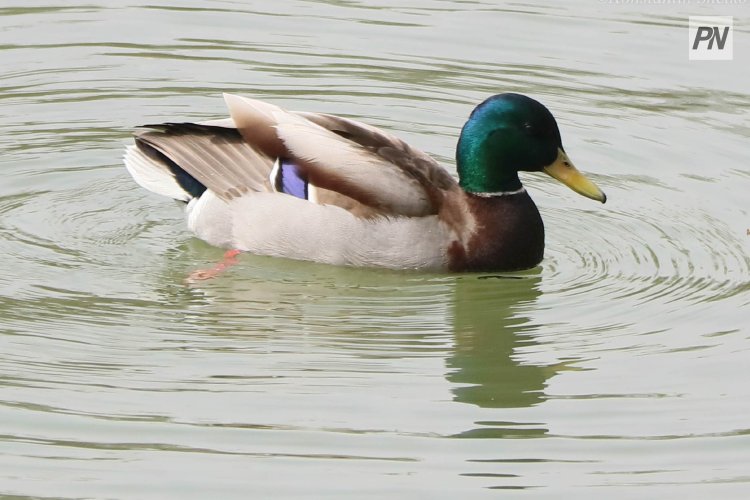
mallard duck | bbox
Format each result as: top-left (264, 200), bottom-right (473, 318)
top-left (124, 93), bottom-right (606, 272)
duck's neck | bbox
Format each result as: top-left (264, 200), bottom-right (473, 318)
top-left (456, 122), bottom-right (523, 194)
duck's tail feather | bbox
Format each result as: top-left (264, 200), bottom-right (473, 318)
top-left (127, 123), bottom-right (273, 202)
top-left (124, 143), bottom-right (206, 202)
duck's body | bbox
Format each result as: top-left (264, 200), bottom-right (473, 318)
top-left (124, 93), bottom-right (605, 272)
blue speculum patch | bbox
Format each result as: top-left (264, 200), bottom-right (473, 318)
top-left (280, 160), bottom-right (308, 200)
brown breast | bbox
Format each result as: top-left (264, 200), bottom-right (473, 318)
top-left (448, 191), bottom-right (545, 272)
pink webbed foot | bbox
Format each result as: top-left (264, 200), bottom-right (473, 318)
top-left (186, 249), bottom-right (243, 282)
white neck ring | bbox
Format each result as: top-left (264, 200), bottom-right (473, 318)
top-left (472, 187), bottom-right (526, 198)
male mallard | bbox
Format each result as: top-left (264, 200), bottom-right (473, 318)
top-left (124, 93), bottom-right (606, 272)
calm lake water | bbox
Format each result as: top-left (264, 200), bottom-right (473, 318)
top-left (1, 1), bottom-right (749, 498)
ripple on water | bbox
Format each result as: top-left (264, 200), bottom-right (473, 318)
top-left (518, 169), bottom-right (750, 383)
top-left (0, 169), bottom-right (463, 396)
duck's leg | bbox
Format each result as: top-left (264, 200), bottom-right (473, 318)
top-left (186, 249), bottom-right (242, 282)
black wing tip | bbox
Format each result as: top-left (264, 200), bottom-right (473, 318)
top-left (134, 123), bottom-right (243, 140)
top-left (134, 138), bottom-right (207, 200)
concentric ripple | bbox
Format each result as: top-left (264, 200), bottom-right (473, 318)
top-left (533, 172), bottom-right (750, 318)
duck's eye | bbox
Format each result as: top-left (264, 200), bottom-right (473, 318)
top-left (523, 122), bottom-right (549, 139)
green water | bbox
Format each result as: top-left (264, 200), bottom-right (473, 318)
top-left (1, 1), bottom-right (749, 498)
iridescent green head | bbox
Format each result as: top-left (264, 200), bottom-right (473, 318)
top-left (456, 93), bottom-right (606, 202)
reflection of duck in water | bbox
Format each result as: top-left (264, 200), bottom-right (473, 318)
top-left (160, 250), bottom-right (562, 437)
top-left (125, 93), bottom-right (605, 273)
top-left (448, 274), bottom-right (561, 439)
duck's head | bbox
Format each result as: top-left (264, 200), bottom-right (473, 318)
top-left (456, 93), bottom-right (606, 203)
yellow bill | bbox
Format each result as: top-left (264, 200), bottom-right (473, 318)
top-left (543, 148), bottom-right (606, 203)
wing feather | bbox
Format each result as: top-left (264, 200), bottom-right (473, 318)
top-left (134, 123), bottom-right (273, 200)
top-left (273, 112), bottom-right (435, 216)
top-left (132, 94), bottom-right (460, 218)
top-left (224, 94), bottom-right (459, 217)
